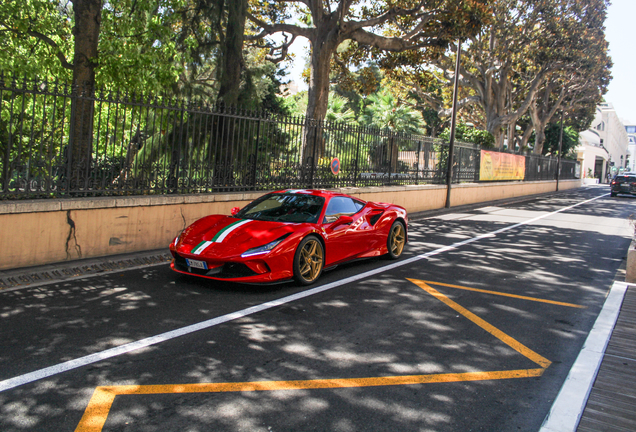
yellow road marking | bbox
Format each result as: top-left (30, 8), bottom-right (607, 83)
top-left (76, 278), bottom-right (554, 431)
top-left (408, 279), bottom-right (552, 368)
top-left (419, 280), bottom-right (586, 309)
top-left (76, 369), bottom-right (545, 432)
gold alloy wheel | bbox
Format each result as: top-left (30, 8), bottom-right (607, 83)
top-left (390, 223), bottom-right (405, 257)
top-left (299, 239), bottom-right (323, 282)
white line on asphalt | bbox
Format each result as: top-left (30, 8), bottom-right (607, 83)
top-left (0, 193), bottom-right (607, 393)
top-left (539, 280), bottom-right (630, 432)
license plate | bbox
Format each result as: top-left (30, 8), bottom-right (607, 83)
top-left (186, 259), bottom-right (208, 270)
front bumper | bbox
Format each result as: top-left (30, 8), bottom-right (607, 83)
top-left (169, 249), bottom-right (294, 283)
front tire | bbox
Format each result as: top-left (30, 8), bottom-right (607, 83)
top-left (293, 235), bottom-right (324, 285)
top-left (386, 220), bottom-right (406, 259)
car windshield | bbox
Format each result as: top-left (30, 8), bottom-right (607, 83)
top-left (236, 193), bottom-right (325, 223)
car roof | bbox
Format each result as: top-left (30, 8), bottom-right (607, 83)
top-left (272, 189), bottom-right (363, 200)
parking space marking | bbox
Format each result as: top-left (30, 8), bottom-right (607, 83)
top-left (409, 279), bottom-right (552, 368)
top-left (76, 369), bottom-right (545, 432)
top-left (76, 278), bottom-right (554, 431)
top-left (419, 280), bottom-right (586, 308)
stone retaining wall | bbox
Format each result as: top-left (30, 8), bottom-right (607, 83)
top-left (0, 179), bottom-right (582, 271)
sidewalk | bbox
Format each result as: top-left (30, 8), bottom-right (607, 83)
top-left (577, 281), bottom-right (636, 431)
top-left (541, 262), bottom-right (636, 432)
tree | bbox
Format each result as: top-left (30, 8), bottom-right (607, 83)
top-left (425, 0), bottom-right (611, 152)
top-left (217, 0), bottom-right (248, 105)
top-left (522, 0), bottom-right (611, 154)
top-left (358, 89), bottom-right (424, 172)
top-left (0, 0), bottom-right (103, 189)
top-left (537, 123), bottom-right (579, 157)
top-left (359, 90), bottom-right (423, 134)
top-left (248, 0), bottom-right (489, 124)
top-left (325, 92), bottom-right (357, 124)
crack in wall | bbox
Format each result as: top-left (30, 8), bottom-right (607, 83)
top-left (180, 207), bottom-right (186, 231)
top-left (65, 210), bottom-right (82, 260)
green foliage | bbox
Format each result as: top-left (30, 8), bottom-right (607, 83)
top-left (0, 0), bottom-right (74, 79)
top-left (280, 91), bottom-right (308, 117)
top-left (439, 123), bottom-right (494, 148)
top-left (0, 0), bottom-right (192, 91)
top-left (537, 123), bottom-right (579, 158)
top-left (359, 91), bottom-right (423, 135)
top-left (325, 93), bottom-right (357, 125)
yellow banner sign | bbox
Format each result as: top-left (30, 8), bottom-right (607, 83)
top-left (479, 150), bottom-right (526, 181)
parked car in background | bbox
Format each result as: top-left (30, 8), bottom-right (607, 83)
top-left (169, 189), bottom-right (408, 285)
top-left (610, 173), bottom-right (636, 197)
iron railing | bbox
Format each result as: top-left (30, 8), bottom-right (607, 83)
top-left (0, 73), bottom-right (579, 199)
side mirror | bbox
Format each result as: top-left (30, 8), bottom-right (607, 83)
top-left (231, 207), bottom-right (240, 216)
top-left (334, 215), bottom-right (353, 226)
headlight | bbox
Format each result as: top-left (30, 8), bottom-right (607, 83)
top-left (173, 231), bottom-right (183, 247)
top-left (241, 239), bottom-right (283, 257)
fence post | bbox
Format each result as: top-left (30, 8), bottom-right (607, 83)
top-left (416, 141), bottom-right (422, 185)
top-left (353, 128), bottom-right (361, 187)
top-left (387, 133), bottom-right (393, 186)
top-left (65, 87), bottom-right (77, 194)
top-left (251, 119), bottom-right (262, 189)
top-left (474, 146), bottom-right (480, 182)
top-left (308, 119), bottom-right (318, 188)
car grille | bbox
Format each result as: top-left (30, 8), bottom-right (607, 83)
top-left (174, 253), bottom-right (258, 278)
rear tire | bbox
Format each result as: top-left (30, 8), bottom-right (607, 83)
top-left (611, 192), bottom-right (617, 197)
top-left (293, 235), bottom-right (324, 285)
top-left (386, 220), bottom-right (406, 259)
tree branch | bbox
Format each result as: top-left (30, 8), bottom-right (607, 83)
top-left (246, 12), bottom-right (313, 40)
top-left (1, 24), bottom-right (73, 69)
top-left (349, 28), bottom-right (435, 52)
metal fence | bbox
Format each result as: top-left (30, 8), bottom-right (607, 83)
top-left (0, 73), bottom-right (578, 199)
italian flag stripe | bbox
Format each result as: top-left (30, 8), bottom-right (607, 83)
top-left (191, 240), bottom-right (213, 255)
top-left (212, 219), bottom-right (252, 243)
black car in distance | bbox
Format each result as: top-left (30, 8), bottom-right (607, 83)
top-left (610, 172), bottom-right (636, 197)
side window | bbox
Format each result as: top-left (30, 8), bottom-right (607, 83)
top-left (323, 197), bottom-right (360, 223)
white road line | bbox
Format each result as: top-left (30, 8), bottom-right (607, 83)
top-left (539, 280), bottom-right (629, 432)
top-left (0, 193), bottom-right (607, 393)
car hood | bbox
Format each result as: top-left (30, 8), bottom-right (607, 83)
top-left (177, 216), bottom-right (300, 258)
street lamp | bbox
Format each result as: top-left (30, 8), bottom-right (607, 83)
top-left (556, 110), bottom-right (564, 191)
top-left (445, 39), bottom-right (462, 208)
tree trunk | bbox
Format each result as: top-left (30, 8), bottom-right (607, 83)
top-left (301, 16), bottom-right (339, 178)
top-left (217, 0), bottom-right (246, 106)
top-left (519, 125), bottom-right (533, 151)
top-left (507, 123), bottom-right (516, 151)
top-left (215, 0), bottom-right (247, 188)
top-left (530, 101), bottom-right (548, 155)
top-left (533, 127), bottom-right (547, 155)
top-left (67, 0), bottom-right (101, 192)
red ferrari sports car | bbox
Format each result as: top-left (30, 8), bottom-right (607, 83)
top-left (169, 189), bottom-right (407, 285)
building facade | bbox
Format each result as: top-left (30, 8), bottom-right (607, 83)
top-left (625, 124), bottom-right (636, 172)
top-left (578, 103), bottom-right (630, 182)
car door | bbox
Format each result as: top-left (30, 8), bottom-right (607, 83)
top-left (321, 196), bottom-right (367, 264)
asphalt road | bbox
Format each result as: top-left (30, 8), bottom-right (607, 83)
top-left (0, 185), bottom-right (632, 432)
